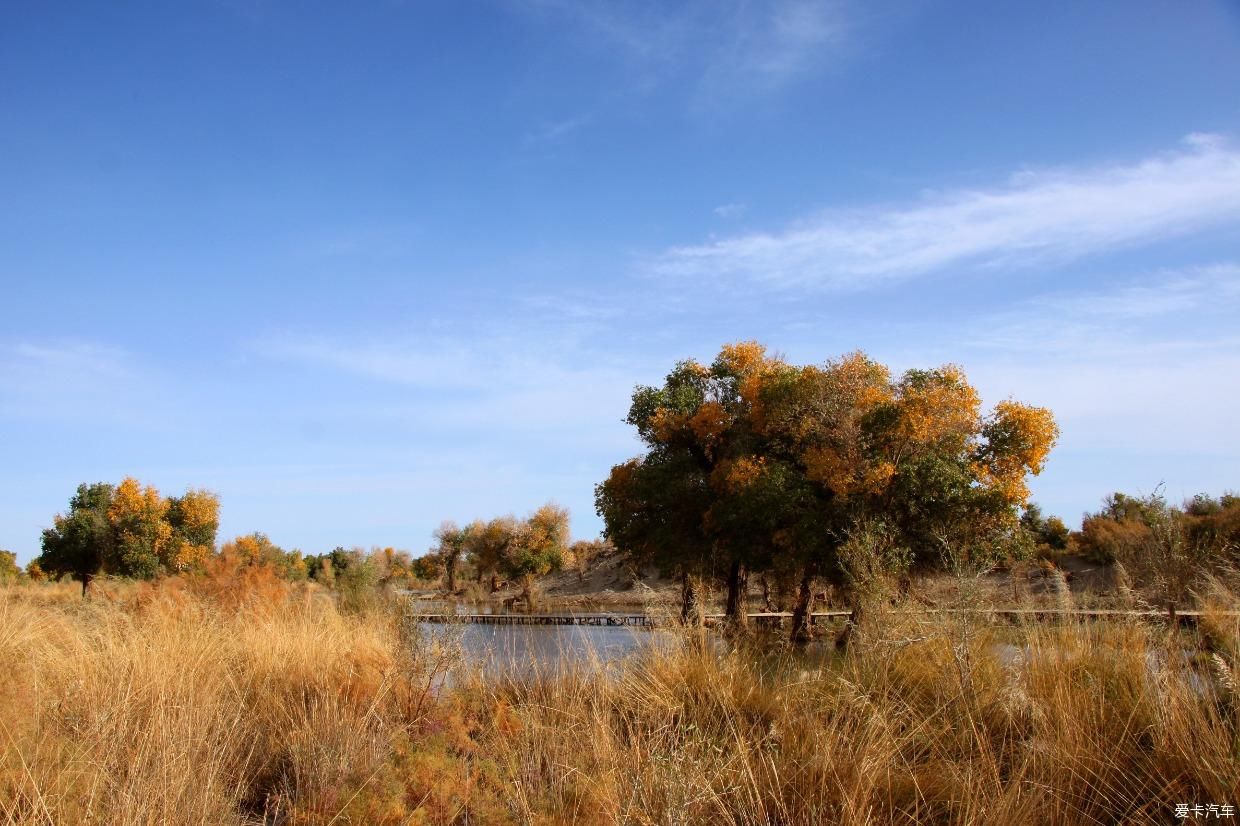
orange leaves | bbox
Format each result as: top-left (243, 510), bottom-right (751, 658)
top-left (166, 539), bottom-right (212, 572)
top-left (715, 340), bottom-right (770, 376)
top-left (109, 477), bottom-right (173, 574)
top-left (803, 446), bottom-right (853, 492)
top-left (110, 476), bottom-right (168, 525)
top-left (989, 401), bottom-right (1058, 475)
top-left (682, 359), bottom-right (711, 379)
top-left (172, 489), bottom-right (219, 537)
top-left (976, 401), bottom-right (1060, 505)
top-left (892, 365), bottom-right (982, 453)
top-left (714, 456), bottom-right (768, 493)
top-left (650, 407), bottom-right (687, 443)
top-left (689, 400), bottom-right (729, 445)
top-left (221, 533), bottom-right (270, 565)
top-left (832, 352), bottom-right (893, 408)
top-left (804, 446), bottom-right (895, 497)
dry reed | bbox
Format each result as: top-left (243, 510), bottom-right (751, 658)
top-left (1, 577), bottom-right (1237, 825)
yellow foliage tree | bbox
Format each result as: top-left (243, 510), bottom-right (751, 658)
top-left (598, 342), bottom-right (1060, 639)
top-left (108, 477), bottom-right (172, 579)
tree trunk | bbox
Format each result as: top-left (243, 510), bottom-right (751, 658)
top-left (836, 594), bottom-right (864, 651)
top-left (80, 573), bottom-right (92, 599)
top-left (725, 560), bottom-right (748, 628)
top-left (789, 572), bottom-right (814, 643)
top-left (446, 555), bottom-right (458, 593)
top-left (490, 573), bottom-right (499, 593)
top-left (680, 570), bottom-right (702, 626)
top-left (760, 575), bottom-right (775, 612)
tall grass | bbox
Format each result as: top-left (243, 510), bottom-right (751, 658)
top-left (1, 577), bottom-right (1237, 824)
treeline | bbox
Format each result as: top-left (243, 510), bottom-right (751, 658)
top-left (1072, 490), bottom-right (1239, 614)
top-left (425, 504), bottom-right (599, 598)
top-left (596, 342), bottom-right (1059, 640)
top-left (24, 476), bottom-right (439, 598)
top-left (35, 478), bottom-right (220, 594)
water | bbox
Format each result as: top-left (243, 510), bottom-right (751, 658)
top-left (417, 622), bottom-right (671, 676)
top-left (407, 600), bottom-right (674, 676)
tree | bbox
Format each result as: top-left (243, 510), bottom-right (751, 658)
top-left (166, 489), bottom-right (220, 572)
top-left (336, 549), bottom-right (380, 612)
top-left (567, 538), bottom-right (611, 583)
top-left (1075, 490), bottom-right (1239, 615)
top-left (504, 503), bottom-right (569, 598)
top-left (1021, 503), bottom-right (1070, 553)
top-left (37, 482), bottom-right (115, 596)
top-left (432, 521), bottom-right (470, 593)
top-left (38, 478), bottom-right (221, 594)
top-left (595, 450), bottom-right (716, 624)
top-left (598, 343), bottom-right (1059, 641)
top-left (597, 344), bottom-right (774, 626)
top-left (410, 552), bottom-right (444, 582)
top-left (0, 550), bottom-right (19, 584)
top-left (108, 477), bottom-right (172, 579)
top-left (220, 532), bottom-right (308, 578)
top-left (465, 516), bottom-right (521, 592)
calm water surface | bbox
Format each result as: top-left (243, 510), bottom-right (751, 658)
top-left (409, 600), bottom-right (676, 675)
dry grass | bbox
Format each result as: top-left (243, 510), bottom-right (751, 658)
top-left (1, 576), bottom-right (1237, 825)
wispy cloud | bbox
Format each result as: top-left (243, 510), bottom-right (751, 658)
top-left (0, 341), bottom-right (159, 425)
top-left (904, 264), bottom-right (1240, 458)
top-left (648, 134), bottom-right (1240, 289)
top-left (961, 263), bottom-right (1240, 355)
top-left (713, 202), bottom-right (747, 219)
top-left (522, 0), bottom-right (851, 98)
top-left (255, 335), bottom-right (490, 390)
top-left (252, 332), bottom-right (645, 435)
top-left (524, 114), bottom-right (591, 146)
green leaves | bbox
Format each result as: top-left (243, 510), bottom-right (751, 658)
top-left (599, 343), bottom-right (1061, 605)
top-left (37, 479), bottom-right (222, 592)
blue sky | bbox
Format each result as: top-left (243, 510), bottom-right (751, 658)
top-left (3, 0), bottom-right (1240, 563)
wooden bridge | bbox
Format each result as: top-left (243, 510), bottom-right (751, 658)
top-left (408, 611), bottom-right (853, 628)
top-left (407, 608), bottom-right (1236, 628)
top-left (410, 613), bottom-right (660, 627)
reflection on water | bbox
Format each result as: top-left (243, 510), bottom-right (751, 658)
top-left (407, 597), bottom-right (676, 675)
top-left (417, 621), bottom-right (675, 676)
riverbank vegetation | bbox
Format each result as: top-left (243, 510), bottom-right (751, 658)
top-left (2, 572), bottom-right (1237, 824)
top-left (6, 341), bottom-right (1240, 823)
top-left (596, 343), bottom-right (1060, 639)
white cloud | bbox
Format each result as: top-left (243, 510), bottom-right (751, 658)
top-left (713, 202), bottom-right (747, 219)
top-left (648, 134), bottom-right (1240, 289)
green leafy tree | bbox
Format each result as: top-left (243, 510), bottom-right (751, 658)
top-left (1021, 503), bottom-right (1070, 553)
top-left (410, 553), bottom-right (444, 582)
top-left (598, 343), bottom-right (1059, 641)
top-left (37, 482), bottom-right (115, 596)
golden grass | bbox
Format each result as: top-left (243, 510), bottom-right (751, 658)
top-left (1, 578), bottom-right (1237, 824)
